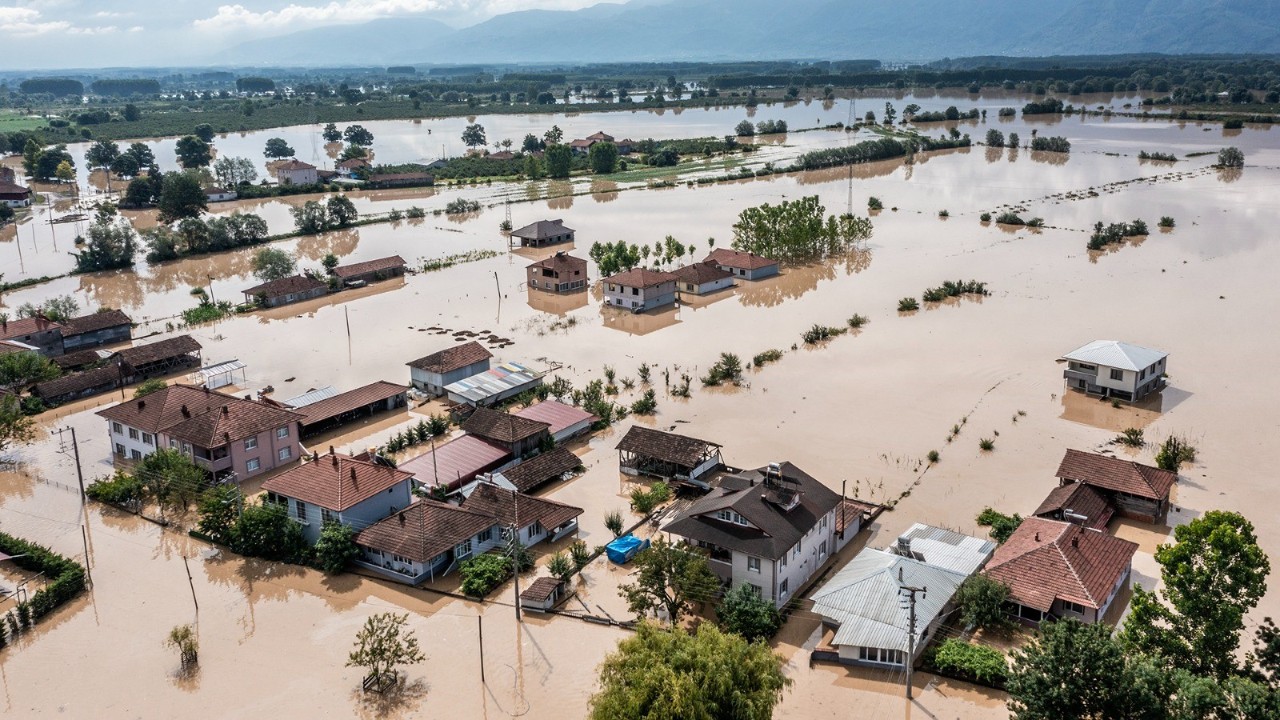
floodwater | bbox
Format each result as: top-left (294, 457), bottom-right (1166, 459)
top-left (3, 94), bottom-right (1280, 718)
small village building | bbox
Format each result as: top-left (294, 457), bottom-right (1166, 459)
top-left (95, 384), bottom-right (301, 478)
top-left (354, 499), bottom-right (501, 583)
top-left (0, 340), bottom-right (38, 357)
top-left (811, 525), bottom-right (994, 668)
top-left (444, 362), bottom-right (542, 407)
top-left (291, 381), bottom-right (409, 438)
top-left (1055, 449), bottom-right (1177, 524)
top-left (332, 255), bottom-right (407, 286)
top-left (399, 434), bottom-right (511, 491)
top-left (487, 151), bottom-right (516, 161)
top-left (570, 131), bottom-right (614, 155)
top-left (983, 517), bottom-right (1138, 627)
top-left (274, 159), bottom-right (318, 185)
top-left (704, 248), bottom-right (779, 280)
top-left (602, 268), bottom-right (678, 312)
top-left (116, 335), bottom-right (203, 381)
top-left (52, 349), bottom-right (109, 373)
top-left (616, 139), bottom-right (636, 154)
top-left (337, 157), bottom-right (370, 178)
top-left (672, 261), bottom-right (735, 296)
top-left (1060, 340), bottom-right (1168, 402)
top-left (205, 187), bottom-right (238, 203)
top-left (60, 309), bottom-right (132, 352)
top-left (32, 366), bottom-right (121, 406)
top-left (0, 182), bottom-right (33, 208)
top-left (511, 219), bottom-right (575, 248)
top-left (513, 400), bottom-right (596, 443)
top-left (189, 359), bottom-right (247, 390)
top-left (0, 316), bottom-right (65, 356)
top-left (493, 447), bottom-right (583, 493)
top-left (616, 425), bottom-right (722, 485)
top-left (460, 406), bottom-right (550, 458)
top-left (460, 480), bottom-right (583, 546)
top-left (242, 274), bottom-right (328, 308)
top-left (663, 462), bottom-right (852, 608)
top-left (526, 252), bottom-right (588, 293)
top-left (365, 172), bottom-right (434, 189)
top-left (262, 449), bottom-right (414, 544)
top-left (406, 341), bottom-right (492, 396)
top-left (519, 576), bottom-right (566, 612)
top-left (1033, 482), bottom-right (1114, 530)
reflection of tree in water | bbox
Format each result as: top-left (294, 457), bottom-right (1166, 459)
top-left (589, 179), bottom-right (619, 203)
top-left (985, 147), bottom-right (1003, 164)
top-left (795, 158), bottom-right (901, 186)
top-left (0, 470), bottom-right (37, 504)
top-left (1029, 150), bottom-right (1070, 167)
top-left (546, 194), bottom-right (574, 212)
top-left (736, 248), bottom-right (872, 308)
top-left (1087, 234), bottom-right (1147, 264)
top-left (295, 228), bottom-right (360, 260)
top-left (1007, 147), bottom-right (1019, 163)
top-left (77, 268), bottom-right (147, 311)
top-left (202, 553), bottom-right (308, 641)
top-left (1216, 167), bottom-right (1243, 184)
top-left (445, 211), bottom-right (482, 225)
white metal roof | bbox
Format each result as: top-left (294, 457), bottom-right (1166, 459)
top-left (895, 523), bottom-right (996, 577)
top-left (444, 362), bottom-right (539, 404)
top-left (192, 359), bottom-right (246, 381)
top-left (284, 385), bottom-right (339, 408)
top-left (1061, 340), bottom-right (1167, 372)
top-left (811, 549), bottom-right (966, 652)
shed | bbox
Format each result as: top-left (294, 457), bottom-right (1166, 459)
top-left (293, 381), bottom-right (409, 437)
top-left (189, 359), bottom-right (247, 390)
top-left (117, 335), bottom-right (203, 380)
top-left (615, 425), bottom-right (722, 484)
top-left (406, 341), bottom-right (492, 396)
top-left (519, 577), bottom-right (566, 612)
top-left (242, 274), bottom-right (328, 308)
top-left (398, 435), bottom-right (512, 491)
top-left (32, 365), bottom-right (121, 405)
top-left (494, 447), bottom-right (583, 493)
top-left (61, 309), bottom-right (132, 352)
top-left (444, 362), bottom-right (542, 407)
top-left (332, 255), bottom-right (407, 285)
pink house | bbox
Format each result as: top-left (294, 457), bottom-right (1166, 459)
top-left (96, 384), bottom-right (302, 480)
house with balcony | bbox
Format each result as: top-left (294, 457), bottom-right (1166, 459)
top-left (95, 384), bottom-right (302, 479)
top-left (1055, 448), bottom-right (1177, 524)
top-left (262, 448), bottom-right (414, 544)
top-left (662, 462), bottom-right (851, 608)
top-left (602, 268), bottom-right (678, 312)
top-left (1060, 340), bottom-right (1168, 402)
top-left (526, 252), bottom-right (588, 293)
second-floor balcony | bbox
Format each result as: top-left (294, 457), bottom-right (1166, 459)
top-left (191, 446), bottom-right (232, 472)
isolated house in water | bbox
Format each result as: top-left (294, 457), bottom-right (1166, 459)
top-left (242, 275), bottom-right (328, 308)
top-left (602, 268), bottom-right (678, 312)
top-left (616, 425), bottom-right (722, 485)
top-left (511, 219), bottom-right (575, 248)
top-left (526, 252), bottom-right (588, 293)
top-left (406, 341), bottom-right (492, 396)
top-left (704, 248), bottom-right (779, 280)
top-left (274, 159), bottom-right (318, 185)
top-left (1060, 340), bottom-right (1168, 402)
top-left (672, 261), bottom-right (735, 296)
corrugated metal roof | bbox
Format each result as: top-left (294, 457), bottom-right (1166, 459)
top-left (444, 362), bottom-right (539, 404)
top-left (895, 523), bottom-right (996, 576)
top-left (811, 549), bottom-right (966, 652)
top-left (513, 400), bottom-right (596, 436)
top-left (1061, 340), bottom-right (1167, 372)
top-left (284, 385), bottom-right (339, 408)
top-left (193, 359), bottom-right (246, 382)
top-left (398, 435), bottom-right (511, 489)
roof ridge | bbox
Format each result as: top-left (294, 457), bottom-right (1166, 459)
top-left (1050, 536), bottom-right (1098, 605)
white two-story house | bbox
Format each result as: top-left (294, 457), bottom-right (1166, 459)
top-left (663, 462), bottom-right (859, 608)
top-left (261, 449), bottom-right (415, 544)
top-left (602, 268), bottom-right (678, 312)
top-left (1060, 340), bottom-right (1168, 402)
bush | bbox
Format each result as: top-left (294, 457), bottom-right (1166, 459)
top-left (930, 639), bottom-right (1008, 688)
top-left (1087, 220), bottom-right (1148, 250)
top-left (718, 583), bottom-right (782, 641)
top-left (995, 212), bottom-right (1025, 225)
top-left (0, 530), bottom-right (86, 624)
top-left (977, 507), bottom-right (1022, 543)
top-left (980, 212), bottom-right (991, 222)
top-left (979, 437), bottom-right (995, 451)
top-left (867, 196), bottom-right (883, 211)
top-left (547, 552), bottom-right (574, 582)
top-left (86, 471), bottom-right (145, 507)
top-left (1116, 428), bottom-right (1144, 447)
top-left (938, 209), bottom-right (950, 218)
top-left (232, 500), bottom-right (309, 563)
top-left (956, 575), bottom-right (1012, 631)
top-left (922, 280), bottom-right (988, 303)
top-left (569, 540), bottom-right (592, 570)
top-left (605, 510), bottom-right (624, 538)
top-left (1217, 146), bottom-right (1245, 168)
top-left (631, 482), bottom-right (670, 515)
top-left (702, 352), bottom-right (743, 386)
top-left (460, 553), bottom-right (512, 597)
top-left (314, 521), bottom-right (359, 574)
top-left (847, 314), bottom-right (868, 329)
top-left (1158, 216), bottom-right (1176, 228)
top-left (927, 450), bottom-right (940, 464)
top-left (1155, 435), bottom-right (1196, 472)
top-left (802, 324), bottom-right (846, 344)
top-left (1030, 136), bottom-right (1071, 153)
top-left (752, 349), bottom-right (783, 367)
top-left (134, 378), bottom-right (167, 397)
top-left (1222, 118), bottom-right (1244, 130)
top-left (898, 297), bottom-right (919, 312)
top-left (445, 198), bottom-right (481, 214)
top-left (630, 389), bottom-right (658, 415)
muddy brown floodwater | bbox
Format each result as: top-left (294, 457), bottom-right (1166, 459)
top-left (2, 103), bottom-right (1279, 719)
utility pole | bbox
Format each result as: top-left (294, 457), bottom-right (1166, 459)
top-left (55, 426), bottom-right (86, 500)
top-left (900, 581), bottom-right (927, 700)
top-left (477, 614), bottom-right (486, 684)
top-left (511, 491), bottom-right (522, 622)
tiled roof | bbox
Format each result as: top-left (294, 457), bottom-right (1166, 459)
top-left (53, 349), bottom-right (106, 370)
top-left (704, 248), bottom-right (778, 271)
top-left (461, 406), bottom-right (549, 444)
top-left (1061, 340), bottom-right (1167, 372)
top-left (662, 463), bottom-right (842, 560)
top-left (511, 219), bottom-right (574, 240)
top-left (460, 481), bottom-right (583, 532)
top-left (0, 316), bottom-right (63, 341)
top-left (337, 158), bottom-right (370, 169)
top-left (296, 381), bottom-right (408, 427)
top-left (603, 268), bottom-right (677, 288)
top-left (1056, 449), bottom-right (1177, 501)
top-left (527, 252), bottom-right (587, 276)
top-left (0, 182), bottom-right (32, 198)
top-left (355, 499), bottom-right (497, 564)
top-left (1033, 483), bottom-right (1114, 530)
top-left (520, 576), bottom-right (563, 603)
top-left (242, 274), bottom-right (327, 298)
top-left (33, 366), bottom-right (119, 399)
top-left (95, 384), bottom-right (301, 445)
top-left (513, 400), bottom-right (596, 437)
top-left (672, 261), bottom-right (733, 285)
top-left (984, 517), bottom-right (1137, 612)
top-left (262, 451), bottom-right (412, 511)
top-left (835, 498), bottom-right (880, 535)
top-left (332, 255), bottom-right (406, 279)
top-left (584, 132), bottom-right (614, 142)
top-left (116, 335), bottom-right (202, 368)
top-left (275, 159), bottom-right (316, 171)
top-left (62, 309), bottom-right (132, 336)
top-left (398, 435), bottom-right (511, 490)
top-left (496, 447), bottom-right (582, 493)
top-left (615, 425), bottom-right (719, 468)
top-left (406, 341), bottom-right (492, 374)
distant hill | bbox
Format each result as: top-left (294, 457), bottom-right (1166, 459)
top-left (216, 0), bottom-right (1280, 67)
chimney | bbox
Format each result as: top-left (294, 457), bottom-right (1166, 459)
top-left (331, 453), bottom-right (339, 467)
top-left (180, 404), bottom-right (190, 418)
top-left (398, 512), bottom-right (405, 526)
top-left (221, 405), bottom-right (229, 415)
top-left (311, 451), bottom-right (319, 462)
top-left (329, 445), bottom-right (335, 456)
top-left (1035, 531), bottom-right (1041, 542)
top-left (137, 399), bottom-right (146, 410)
top-left (898, 566), bottom-right (904, 582)
top-left (1071, 534), bottom-right (1079, 548)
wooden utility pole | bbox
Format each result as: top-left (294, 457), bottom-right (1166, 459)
top-left (900, 582), bottom-right (927, 700)
top-left (511, 491), bottom-right (522, 622)
top-left (477, 614), bottom-right (486, 684)
top-left (55, 426), bottom-right (86, 500)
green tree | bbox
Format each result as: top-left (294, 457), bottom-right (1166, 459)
top-left (109, 153), bottom-right (140, 179)
top-left (325, 195), bottom-right (358, 227)
top-left (213, 156), bottom-right (257, 187)
top-left (545, 144), bottom-right (572, 179)
top-left (346, 612), bottom-right (424, 686)
top-left (136, 448), bottom-right (208, 514)
top-left (956, 574), bottom-right (1012, 631)
top-left (543, 125), bottom-right (563, 145)
top-left (461, 123), bottom-right (487, 149)
top-left (620, 537), bottom-right (720, 625)
top-left (251, 247), bottom-right (296, 281)
top-left (1217, 146), bottom-right (1245, 168)
top-left (85, 139), bottom-right (121, 174)
top-left (322, 253), bottom-right (339, 273)
top-left (1121, 511), bottom-right (1270, 679)
top-left (0, 394), bottom-right (36, 457)
top-left (124, 142), bottom-right (155, 169)
top-left (342, 124), bottom-right (374, 147)
top-left (314, 521), bottom-right (359, 574)
top-left (547, 552), bottom-right (574, 583)
top-left (1007, 619), bottom-right (1132, 720)
top-left (33, 145), bottom-right (73, 182)
top-left (290, 200), bottom-right (329, 234)
top-left (735, 120), bottom-right (756, 136)
top-left (322, 123), bottom-right (342, 143)
top-left (985, 129), bottom-right (1005, 147)
top-left (156, 172), bottom-right (208, 223)
top-left (134, 378), bottom-right (167, 398)
top-left (54, 160), bottom-right (75, 185)
top-left (718, 583), bottom-right (782, 641)
top-left (590, 622), bottom-right (790, 720)
top-left (521, 133), bottom-right (541, 152)
top-left (732, 195), bottom-right (873, 262)
top-left (196, 483), bottom-right (241, 545)
top-left (193, 123), bottom-right (215, 143)
top-left (75, 217), bottom-right (137, 272)
top-left (232, 499), bottom-right (308, 562)
top-left (523, 153), bottom-right (545, 179)
top-left (588, 141), bottom-right (618, 174)
top-left (175, 135), bottom-right (212, 168)
top-left (263, 137), bottom-right (295, 159)
top-left (123, 103), bottom-right (140, 122)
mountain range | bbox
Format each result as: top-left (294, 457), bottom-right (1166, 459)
top-left (218, 0), bottom-right (1280, 67)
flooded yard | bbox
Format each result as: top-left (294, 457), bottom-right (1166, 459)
top-left (2, 96), bottom-right (1279, 718)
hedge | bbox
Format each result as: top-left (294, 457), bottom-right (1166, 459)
top-left (460, 554), bottom-right (512, 598)
top-left (925, 638), bottom-right (1008, 689)
top-left (0, 531), bottom-right (86, 624)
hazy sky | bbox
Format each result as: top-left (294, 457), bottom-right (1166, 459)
top-left (1, 0), bottom-right (611, 69)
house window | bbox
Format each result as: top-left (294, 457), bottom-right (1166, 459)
top-left (112, 422), bottom-right (123, 434)
top-left (858, 647), bottom-right (904, 666)
top-left (278, 447), bottom-right (292, 461)
top-left (1109, 368), bottom-right (1124, 381)
top-left (130, 450), bottom-right (142, 460)
top-left (747, 556), bottom-right (761, 573)
top-left (115, 443), bottom-right (125, 456)
top-left (1063, 600), bottom-right (1087, 615)
top-left (820, 515), bottom-right (827, 530)
top-left (479, 528), bottom-right (493, 543)
top-left (246, 458), bottom-right (261, 472)
top-left (321, 508), bottom-right (335, 524)
top-left (276, 426), bottom-right (290, 439)
top-left (779, 578), bottom-right (789, 597)
top-left (779, 554), bottom-right (787, 568)
top-left (128, 428), bottom-right (139, 440)
top-left (747, 583), bottom-right (762, 598)
top-left (182, 443), bottom-right (191, 455)
top-left (792, 544), bottom-right (801, 559)
top-left (630, 287), bottom-right (639, 296)
top-left (142, 433), bottom-right (153, 446)
top-left (169, 439), bottom-right (177, 449)
top-left (819, 540), bottom-right (828, 559)
top-left (244, 437), bottom-right (258, 450)
top-left (527, 521), bottom-right (543, 539)
top-left (455, 539), bottom-right (473, 558)
top-left (295, 500), bottom-right (308, 522)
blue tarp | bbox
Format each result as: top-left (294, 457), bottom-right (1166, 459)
top-left (606, 534), bottom-right (649, 564)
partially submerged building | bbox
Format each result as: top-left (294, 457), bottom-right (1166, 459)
top-left (492, 447), bottom-right (583, 493)
top-left (262, 449), bottom-right (414, 543)
top-left (513, 400), bottom-right (596, 443)
top-left (116, 335), bottom-right (203, 381)
top-left (1060, 340), bottom-right (1168, 402)
top-left (511, 219), bottom-right (575, 248)
top-left (444, 362), bottom-right (542, 407)
top-left (603, 268), bottom-right (678, 312)
top-left (332, 255), bottom-right (407, 286)
top-left (0, 316), bottom-right (65, 356)
top-left (274, 159), bottom-right (318, 185)
top-left (406, 341), bottom-right (492, 396)
top-left (1033, 482), bottom-right (1114, 530)
top-left (460, 406), bottom-right (550, 458)
top-left (60, 310), bottom-right (132, 352)
top-left (399, 435), bottom-right (511, 491)
top-left (242, 274), bottom-right (328, 308)
top-left (1055, 449), bottom-right (1176, 524)
top-left (289, 381), bottom-right (409, 438)
top-left (616, 425), bottom-right (722, 485)
top-left (704, 248), bottom-right (779, 280)
top-left (672, 262), bottom-right (735, 296)
top-left (526, 252), bottom-right (588, 293)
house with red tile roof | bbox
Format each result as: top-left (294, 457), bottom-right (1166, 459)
top-left (603, 268), bottom-right (678, 312)
top-left (1055, 449), bottom-right (1177, 523)
top-left (704, 248), bottom-right (779, 280)
top-left (0, 315), bottom-right (65, 356)
top-left (406, 340), bottom-right (492, 396)
top-left (262, 448), bottom-right (414, 543)
top-left (673, 261), bottom-right (735, 296)
top-left (242, 274), bottom-right (328, 308)
top-left (274, 159), bottom-right (318, 185)
top-left (983, 517), bottom-right (1138, 627)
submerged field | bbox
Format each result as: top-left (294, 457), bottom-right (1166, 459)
top-left (1, 93), bottom-right (1277, 718)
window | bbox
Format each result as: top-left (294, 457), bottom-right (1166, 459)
top-left (114, 443), bottom-right (125, 456)
top-left (321, 508), bottom-right (335, 524)
top-left (527, 521), bottom-right (543, 539)
top-left (1063, 600), bottom-right (1087, 615)
top-left (455, 539), bottom-right (473, 557)
top-left (747, 583), bottom-right (762, 598)
top-left (747, 556), bottom-right (761, 573)
top-left (819, 540), bottom-right (828, 559)
top-left (128, 428), bottom-right (139, 440)
top-left (792, 544), bottom-right (801, 559)
top-left (276, 426), bottom-right (289, 439)
top-left (112, 422), bottom-right (123, 434)
top-left (142, 433), bottom-right (153, 446)
top-left (278, 447), bottom-right (292, 461)
top-left (295, 500), bottom-right (308, 522)
top-left (1109, 368), bottom-right (1124, 381)
top-left (244, 437), bottom-right (258, 451)
top-left (820, 515), bottom-right (827, 530)
top-left (859, 647), bottom-right (904, 666)
top-left (130, 450), bottom-right (142, 460)
top-left (169, 439), bottom-right (177, 449)
top-left (246, 458), bottom-right (261, 472)
top-left (779, 578), bottom-right (789, 597)
top-left (630, 287), bottom-right (639, 296)
top-left (182, 443), bottom-right (191, 455)
top-left (478, 528), bottom-right (493, 543)
top-left (779, 554), bottom-right (787, 568)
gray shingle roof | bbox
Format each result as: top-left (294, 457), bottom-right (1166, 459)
top-left (1061, 340), bottom-right (1167, 371)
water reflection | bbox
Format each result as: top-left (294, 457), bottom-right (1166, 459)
top-left (600, 305), bottom-right (679, 335)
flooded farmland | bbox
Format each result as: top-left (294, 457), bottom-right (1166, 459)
top-left (3, 96), bottom-right (1279, 718)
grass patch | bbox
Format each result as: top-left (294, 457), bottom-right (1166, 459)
top-left (898, 297), bottom-right (919, 312)
top-left (422, 249), bottom-right (498, 272)
top-left (921, 279), bottom-right (989, 303)
top-left (752, 349), bottom-right (784, 367)
top-left (979, 437), bottom-right (995, 452)
top-left (801, 324), bottom-right (847, 344)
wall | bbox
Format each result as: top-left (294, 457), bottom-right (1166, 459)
top-left (604, 282), bottom-right (677, 311)
top-left (63, 326), bottom-right (131, 352)
top-left (285, 480), bottom-right (412, 543)
top-left (410, 359), bottom-right (490, 395)
top-left (107, 420), bottom-right (158, 460)
top-left (230, 422), bottom-right (301, 480)
top-left (771, 508), bottom-right (838, 607)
